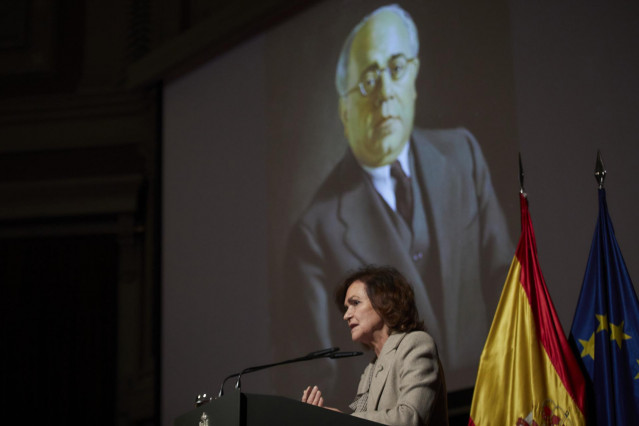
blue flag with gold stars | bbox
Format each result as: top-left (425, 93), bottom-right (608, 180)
top-left (570, 188), bottom-right (639, 425)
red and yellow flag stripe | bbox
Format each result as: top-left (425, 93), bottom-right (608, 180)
top-left (469, 194), bottom-right (586, 425)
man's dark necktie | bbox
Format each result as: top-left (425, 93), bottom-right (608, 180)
top-left (390, 160), bottom-right (413, 226)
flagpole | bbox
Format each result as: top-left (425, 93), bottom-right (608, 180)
top-left (594, 150), bottom-right (606, 189)
top-left (518, 152), bottom-right (525, 195)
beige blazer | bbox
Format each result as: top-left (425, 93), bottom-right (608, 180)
top-left (352, 331), bottom-right (449, 426)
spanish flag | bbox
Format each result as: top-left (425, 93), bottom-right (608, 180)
top-left (469, 193), bottom-right (586, 425)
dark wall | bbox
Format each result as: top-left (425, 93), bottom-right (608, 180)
top-left (0, 234), bottom-right (118, 423)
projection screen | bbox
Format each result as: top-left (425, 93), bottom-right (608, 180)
top-left (162, 1), bottom-right (639, 425)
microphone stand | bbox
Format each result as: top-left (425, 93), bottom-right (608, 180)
top-left (232, 347), bottom-right (346, 394)
top-left (220, 347), bottom-right (339, 398)
top-left (198, 347), bottom-right (362, 406)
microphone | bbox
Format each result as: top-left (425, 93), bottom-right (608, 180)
top-left (328, 351), bottom-right (363, 358)
top-left (212, 346), bottom-right (357, 400)
top-left (305, 346), bottom-right (340, 358)
top-left (232, 347), bottom-right (345, 394)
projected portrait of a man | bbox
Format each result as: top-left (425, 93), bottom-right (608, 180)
top-left (271, 3), bottom-right (514, 400)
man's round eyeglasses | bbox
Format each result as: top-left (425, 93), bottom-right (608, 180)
top-left (343, 55), bottom-right (417, 97)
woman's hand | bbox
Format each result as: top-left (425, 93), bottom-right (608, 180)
top-left (301, 385), bottom-right (324, 406)
top-left (301, 386), bottom-right (342, 412)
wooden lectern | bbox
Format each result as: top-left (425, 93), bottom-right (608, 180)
top-left (175, 391), bottom-right (383, 426)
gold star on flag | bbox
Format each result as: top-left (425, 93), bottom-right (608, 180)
top-left (635, 360), bottom-right (639, 380)
top-left (579, 332), bottom-right (596, 360)
top-left (610, 321), bottom-right (631, 349)
top-left (596, 314), bottom-right (609, 333)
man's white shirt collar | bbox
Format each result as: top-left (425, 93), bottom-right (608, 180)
top-left (360, 142), bottom-right (411, 212)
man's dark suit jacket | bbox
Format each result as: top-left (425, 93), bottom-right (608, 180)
top-left (271, 127), bottom-right (513, 404)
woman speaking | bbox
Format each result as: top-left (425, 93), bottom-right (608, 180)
top-left (302, 265), bottom-right (448, 426)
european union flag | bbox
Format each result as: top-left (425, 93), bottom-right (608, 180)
top-left (570, 188), bottom-right (639, 425)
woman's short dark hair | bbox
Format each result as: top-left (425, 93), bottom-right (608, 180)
top-left (335, 265), bottom-right (426, 333)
